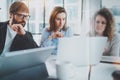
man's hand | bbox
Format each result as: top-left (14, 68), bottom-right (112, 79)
top-left (10, 24), bottom-right (26, 35)
top-left (9, 17), bottom-right (26, 35)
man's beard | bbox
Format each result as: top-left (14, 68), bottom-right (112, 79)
top-left (12, 17), bottom-right (26, 27)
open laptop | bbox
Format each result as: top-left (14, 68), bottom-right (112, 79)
top-left (0, 46), bottom-right (55, 76)
top-left (57, 37), bottom-right (107, 66)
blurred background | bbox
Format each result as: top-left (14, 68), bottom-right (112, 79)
top-left (0, 0), bottom-right (120, 45)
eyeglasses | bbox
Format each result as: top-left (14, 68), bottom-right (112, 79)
top-left (15, 13), bottom-right (30, 19)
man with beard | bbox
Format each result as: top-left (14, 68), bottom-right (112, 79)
top-left (0, 1), bottom-right (38, 55)
top-left (0, 1), bottom-right (50, 80)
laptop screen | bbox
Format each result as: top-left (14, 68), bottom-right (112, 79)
top-left (0, 46), bottom-right (55, 76)
top-left (57, 37), bottom-right (107, 66)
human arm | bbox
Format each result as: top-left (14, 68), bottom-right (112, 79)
top-left (103, 34), bottom-right (120, 56)
top-left (40, 28), bottom-right (57, 47)
top-left (10, 31), bottom-right (38, 51)
top-left (109, 34), bottom-right (120, 56)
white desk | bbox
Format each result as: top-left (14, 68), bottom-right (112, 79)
top-left (45, 55), bottom-right (89, 80)
top-left (91, 63), bottom-right (120, 80)
top-left (46, 56), bottom-right (120, 80)
top-left (91, 56), bottom-right (120, 80)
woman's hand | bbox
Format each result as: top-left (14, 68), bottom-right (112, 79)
top-left (55, 31), bottom-right (64, 37)
top-left (49, 31), bottom-right (64, 39)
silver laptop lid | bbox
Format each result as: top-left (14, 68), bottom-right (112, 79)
top-left (57, 37), bottom-right (107, 66)
top-left (0, 46), bottom-right (55, 76)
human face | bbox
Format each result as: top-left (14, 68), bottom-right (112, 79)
top-left (11, 11), bottom-right (30, 27)
top-left (55, 12), bottom-right (66, 31)
top-left (95, 15), bottom-right (107, 36)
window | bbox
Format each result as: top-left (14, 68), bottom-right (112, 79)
top-left (101, 0), bottom-right (120, 33)
top-left (8, 0), bottom-right (83, 45)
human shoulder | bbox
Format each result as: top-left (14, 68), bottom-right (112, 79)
top-left (25, 31), bottom-right (32, 35)
top-left (65, 26), bottom-right (72, 31)
top-left (44, 27), bottom-right (49, 30)
top-left (41, 27), bottom-right (52, 36)
top-left (66, 26), bottom-right (71, 29)
top-left (42, 27), bottom-right (50, 32)
top-left (111, 33), bottom-right (120, 42)
top-left (0, 21), bottom-right (9, 24)
top-left (0, 21), bottom-right (8, 28)
top-left (113, 33), bottom-right (120, 40)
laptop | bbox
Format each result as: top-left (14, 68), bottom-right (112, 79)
top-left (0, 46), bottom-right (55, 76)
top-left (57, 37), bottom-right (107, 66)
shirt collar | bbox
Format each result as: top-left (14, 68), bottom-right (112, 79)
top-left (7, 25), bottom-right (17, 39)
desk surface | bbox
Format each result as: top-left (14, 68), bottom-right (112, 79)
top-left (91, 63), bottom-right (120, 80)
top-left (2, 55), bottom-right (119, 80)
top-left (91, 56), bottom-right (120, 80)
top-left (46, 56), bottom-right (120, 80)
top-left (46, 55), bottom-right (89, 80)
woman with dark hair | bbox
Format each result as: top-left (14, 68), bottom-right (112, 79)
top-left (89, 7), bottom-right (120, 56)
top-left (40, 6), bottom-right (73, 55)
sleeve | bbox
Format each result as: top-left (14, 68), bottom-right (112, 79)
top-left (65, 27), bottom-right (74, 37)
top-left (10, 31), bottom-right (38, 51)
top-left (40, 28), bottom-right (55, 47)
top-left (110, 34), bottom-right (120, 56)
top-left (21, 31), bottom-right (38, 48)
